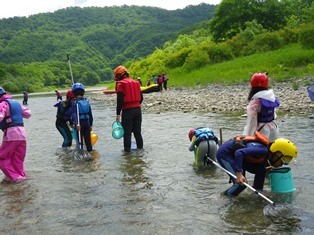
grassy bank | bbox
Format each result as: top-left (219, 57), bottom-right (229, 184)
top-left (165, 44), bottom-right (314, 88)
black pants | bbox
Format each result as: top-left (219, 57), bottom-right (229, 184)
top-left (77, 119), bottom-right (92, 152)
top-left (158, 83), bottom-right (162, 91)
top-left (121, 107), bottom-right (143, 152)
top-left (163, 81), bottom-right (167, 90)
top-left (56, 118), bottom-right (72, 147)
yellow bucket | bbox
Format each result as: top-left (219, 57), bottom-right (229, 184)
top-left (91, 131), bottom-right (98, 146)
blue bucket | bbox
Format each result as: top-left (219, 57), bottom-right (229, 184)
top-left (269, 166), bottom-right (295, 193)
top-left (112, 121), bottom-right (124, 139)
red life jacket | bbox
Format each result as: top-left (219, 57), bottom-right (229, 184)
top-left (157, 76), bottom-right (163, 84)
top-left (117, 78), bottom-right (141, 110)
top-left (233, 131), bottom-right (270, 164)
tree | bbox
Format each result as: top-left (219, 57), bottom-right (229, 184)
top-left (210, 0), bottom-right (288, 42)
top-left (210, 0), bottom-right (254, 42)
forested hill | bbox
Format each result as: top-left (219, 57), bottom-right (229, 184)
top-left (0, 4), bottom-right (217, 69)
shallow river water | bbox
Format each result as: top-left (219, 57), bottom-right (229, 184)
top-left (1, 92), bottom-right (314, 234)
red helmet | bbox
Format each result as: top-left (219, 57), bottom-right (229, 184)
top-left (66, 89), bottom-right (75, 100)
top-left (250, 73), bottom-right (269, 88)
top-left (188, 129), bottom-right (195, 141)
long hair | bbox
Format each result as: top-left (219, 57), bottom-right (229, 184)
top-left (248, 87), bottom-right (268, 101)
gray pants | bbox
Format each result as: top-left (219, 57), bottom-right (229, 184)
top-left (194, 140), bottom-right (218, 167)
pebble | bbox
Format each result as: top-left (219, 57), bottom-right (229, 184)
top-left (90, 81), bottom-right (314, 116)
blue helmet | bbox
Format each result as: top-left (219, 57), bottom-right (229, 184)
top-left (72, 83), bottom-right (85, 92)
top-left (0, 87), bottom-right (6, 96)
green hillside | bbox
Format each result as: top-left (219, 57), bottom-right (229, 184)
top-left (125, 0), bottom-right (314, 88)
top-left (0, 5), bottom-right (216, 64)
top-left (0, 0), bottom-right (313, 93)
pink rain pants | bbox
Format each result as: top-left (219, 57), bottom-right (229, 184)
top-left (0, 140), bottom-right (27, 181)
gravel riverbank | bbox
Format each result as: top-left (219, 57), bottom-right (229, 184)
top-left (90, 81), bottom-right (314, 116)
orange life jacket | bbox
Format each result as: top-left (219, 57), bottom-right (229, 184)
top-left (233, 131), bottom-right (270, 164)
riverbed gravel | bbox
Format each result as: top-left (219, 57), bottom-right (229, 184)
top-left (90, 81), bottom-right (314, 116)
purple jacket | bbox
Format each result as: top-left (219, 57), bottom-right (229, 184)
top-left (216, 139), bottom-right (268, 172)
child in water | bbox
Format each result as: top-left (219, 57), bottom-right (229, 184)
top-left (0, 87), bottom-right (32, 182)
top-left (54, 89), bottom-right (75, 148)
top-left (55, 89), bottom-right (62, 101)
top-left (243, 73), bottom-right (280, 142)
top-left (66, 83), bottom-right (94, 152)
top-left (22, 91), bottom-right (28, 105)
top-left (188, 127), bottom-right (219, 167)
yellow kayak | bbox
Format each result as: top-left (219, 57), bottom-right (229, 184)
top-left (103, 84), bottom-right (160, 95)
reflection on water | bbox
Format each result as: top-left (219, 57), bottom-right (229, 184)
top-left (0, 94), bottom-right (313, 234)
top-left (0, 181), bottom-right (38, 233)
top-left (120, 152), bottom-right (152, 190)
top-left (263, 203), bottom-right (314, 233)
top-left (55, 147), bottom-right (102, 173)
top-left (222, 198), bottom-right (270, 232)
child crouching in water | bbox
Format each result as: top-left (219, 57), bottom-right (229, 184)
top-left (188, 127), bottom-right (219, 167)
top-left (0, 87), bottom-right (31, 182)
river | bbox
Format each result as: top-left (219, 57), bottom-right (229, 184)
top-left (0, 92), bottom-right (313, 234)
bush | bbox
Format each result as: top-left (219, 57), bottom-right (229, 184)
top-left (207, 43), bottom-right (234, 63)
top-left (226, 34), bottom-right (247, 57)
top-left (279, 28), bottom-right (299, 44)
top-left (242, 32), bottom-right (283, 55)
top-left (2, 81), bottom-right (19, 93)
top-left (165, 47), bottom-right (192, 68)
top-left (183, 47), bottom-right (210, 71)
top-left (299, 26), bottom-right (314, 49)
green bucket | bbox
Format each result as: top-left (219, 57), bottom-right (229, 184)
top-left (269, 166), bottom-right (295, 193)
top-left (112, 121), bottom-right (124, 139)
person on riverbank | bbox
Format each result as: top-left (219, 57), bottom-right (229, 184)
top-left (67, 83), bottom-right (93, 152)
top-left (22, 91), bottom-right (28, 105)
top-left (114, 65), bottom-right (143, 153)
top-left (54, 89), bottom-right (75, 148)
top-left (137, 77), bottom-right (142, 86)
top-left (55, 89), bottom-right (62, 101)
top-left (188, 127), bottom-right (219, 167)
top-left (243, 73), bottom-right (280, 142)
top-left (157, 74), bottom-right (163, 92)
top-left (0, 87), bottom-right (32, 182)
top-left (162, 72), bottom-right (168, 91)
top-left (216, 131), bottom-right (297, 197)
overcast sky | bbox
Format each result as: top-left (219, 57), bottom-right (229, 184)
top-left (0, 0), bottom-right (221, 19)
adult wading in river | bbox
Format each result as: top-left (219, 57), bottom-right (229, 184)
top-left (114, 65), bottom-right (144, 154)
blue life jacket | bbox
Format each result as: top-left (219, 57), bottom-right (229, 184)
top-left (0, 99), bottom-right (24, 131)
top-left (258, 97), bottom-right (280, 122)
top-left (194, 127), bottom-right (218, 146)
top-left (77, 98), bottom-right (90, 120)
